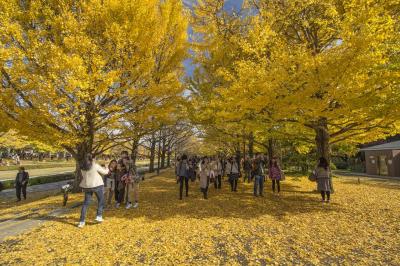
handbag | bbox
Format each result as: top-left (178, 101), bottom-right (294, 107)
top-left (117, 180), bottom-right (125, 191)
top-left (280, 170), bottom-right (286, 181)
top-left (329, 171), bottom-right (334, 193)
top-left (308, 170), bottom-right (317, 182)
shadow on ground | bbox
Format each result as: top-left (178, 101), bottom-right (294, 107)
top-left (9, 171), bottom-right (399, 227)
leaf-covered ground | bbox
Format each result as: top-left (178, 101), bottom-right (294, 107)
top-left (1, 171), bottom-right (399, 265)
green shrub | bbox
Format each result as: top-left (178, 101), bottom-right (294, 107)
top-left (0, 173), bottom-right (74, 190)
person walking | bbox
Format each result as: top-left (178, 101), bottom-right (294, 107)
top-left (176, 154), bottom-right (189, 200)
top-left (226, 157), bottom-right (240, 192)
top-left (15, 167), bottom-right (29, 201)
top-left (253, 154), bottom-right (266, 197)
top-left (212, 156), bottom-right (223, 189)
top-left (188, 158), bottom-right (196, 182)
top-left (78, 154), bottom-right (109, 228)
top-left (269, 156), bottom-right (283, 195)
top-left (244, 158), bottom-right (252, 183)
top-left (199, 159), bottom-right (210, 199)
top-left (313, 157), bottom-right (333, 203)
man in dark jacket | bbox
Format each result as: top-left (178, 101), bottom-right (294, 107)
top-left (15, 167), bottom-right (29, 201)
top-left (176, 154), bottom-right (189, 200)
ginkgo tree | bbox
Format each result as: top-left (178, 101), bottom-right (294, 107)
top-left (0, 0), bottom-right (188, 188)
top-left (191, 0), bottom-right (399, 162)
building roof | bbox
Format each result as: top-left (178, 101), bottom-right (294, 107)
top-left (360, 140), bottom-right (400, 151)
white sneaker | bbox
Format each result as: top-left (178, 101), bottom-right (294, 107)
top-left (77, 222), bottom-right (85, 228)
top-left (95, 216), bottom-right (103, 223)
top-left (126, 202), bottom-right (132, 209)
top-left (115, 203), bottom-right (120, 208)
top-left (133, 202), bottom-right (139, 208)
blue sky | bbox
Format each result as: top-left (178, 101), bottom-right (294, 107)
top-left (183, 0), bottom-right (243, 77)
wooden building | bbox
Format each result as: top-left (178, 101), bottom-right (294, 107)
top-left (360, 141), bottom-right (400, 177)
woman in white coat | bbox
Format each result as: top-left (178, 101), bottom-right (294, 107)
top-left (78, 154), bottom-right (109, 228)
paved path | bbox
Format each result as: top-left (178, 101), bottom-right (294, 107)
top-left (334, 170), bottom-right (400, 180)
top-left (0, 204), bottom-right (81, 242)
top-left (0, 167), bottom-right (74, 181)
top-left (0, 179), bottom-right (72, 199)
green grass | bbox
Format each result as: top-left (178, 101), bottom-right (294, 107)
top-left (0, 161), bottom-right (75, 171)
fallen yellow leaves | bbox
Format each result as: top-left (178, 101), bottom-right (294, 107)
top-left (0, 171), bottom-right (399, 265)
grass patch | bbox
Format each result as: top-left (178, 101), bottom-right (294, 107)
top-left (0, 162), bottom-right (75, 171)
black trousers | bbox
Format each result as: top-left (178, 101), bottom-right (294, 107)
top-left (229, 175), bottom-right (238, 192)
top-left (272, 180), bottom-right (280, 193)
top-left (179, 176), bottom-right (189, 199)
top-left (321, 191), bottom-right (331, 201)
top-left (201, 186), bottom-right (209, 199)
top-left (116, 186), bottom-right (125, 204)
top-left (114, 182), bottom-right (119, 201)
top-left (214, 175), bottom-right (222, 189)
top-left (16, 183), bottom-right (27, 200)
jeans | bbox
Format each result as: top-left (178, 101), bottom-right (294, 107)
top-left (229, 174), bottom-right (238, 192)
top-left (214, 175), bottom-right (222, 189)
top-left (272, 179), bottom-right (280, 193)
top-left (105, 187), bottom-right (114, 206)
top-left (321, 191), bottom-right (331, 201)
top-left (80, 186), bottom-right (104, 223)
top-left (114, 182), bottom-right (119, 201)
top-left (179, 176), bottom-right (189, 199)
top-left (117, 186), bottom-right (125, 204)
top-left (16, 183), bottom-right (27, 200)
top-left (253, 175), bottom-right (264, 196)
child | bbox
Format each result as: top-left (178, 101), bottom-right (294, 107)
top-left (199, 159), bottom-right (210, 199)
top-left (104, 160), bottom-right (117, 208)
top-left (115, 162), bottom-right (127, 208)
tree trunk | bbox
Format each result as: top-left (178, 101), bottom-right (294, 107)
top-left (235, 141), bottom-right (241, 172)
top-left (161, 137), bottom-right (166, 169)
top-left (167, 148), bottom-right (171, 167)
top-left (131, 138), bottom-right (139, 168)
top-left (314, 117), bottom-right (330, 163)
top-left (149, 133), bottom-right (156, 173)
top-left (157, 129), bottom-right (162, 175)
top-left (248, 132), bottom-right (254, 159)
top-left (267, 138), bottom-right (275, 163)
top-left (73, 159), bottom-right (83, 192)
top-left (72, 142), bottom-right (93, 192)
top-left (243, 140), bottom-right (246, 161)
